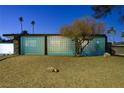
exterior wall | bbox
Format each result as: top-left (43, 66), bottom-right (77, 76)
top-left (47, 36), bottom-right (75, 56)
top-left (81, 37), bottom-right (106, 56)
top-left (13, 36), bottom-right (20, 55)
top-left (21, 36), bottom-right (45, 55)
top-left (11, 35), bottom-right (106, 56)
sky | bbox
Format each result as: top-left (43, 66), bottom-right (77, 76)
top-left (0, 5), bottom-right (124, 42)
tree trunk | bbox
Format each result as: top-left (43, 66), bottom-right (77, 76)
top-left (75, 40), bottom-right (90, 56)
top-left (75, 40), bottom-right (82, 56)
top-left (33, 25), bottom-right (34, 34)
top-left (20, 22), bottom-right (23, 33)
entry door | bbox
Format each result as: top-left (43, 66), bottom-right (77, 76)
top-left (21, 36), bottom-right (45, 55)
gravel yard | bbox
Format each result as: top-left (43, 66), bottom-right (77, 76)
top-left (0, 56), bottom-right (124, 88)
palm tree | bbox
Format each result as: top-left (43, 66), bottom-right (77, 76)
top-left (21, 30), bottom-right (29, 35)
top-left (107, 27), bottom-right (116, 44)
top-left (31, 21), bottom-right (35, 34)
top-left (19, 17), bottom-right (23, 32)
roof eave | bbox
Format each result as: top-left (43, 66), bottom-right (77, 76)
top-left (3, 34), bottom-right (106, 37)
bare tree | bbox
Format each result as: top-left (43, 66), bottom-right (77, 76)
top-left (91, 5), bottom-right (124, 23)
top-left (60, 17), bottom-right (104, 56)
top-left (91, 5), bottom-right (115, 18)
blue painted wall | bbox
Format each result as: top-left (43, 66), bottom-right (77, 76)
top-left (20, 35), bottom-right (106, 56)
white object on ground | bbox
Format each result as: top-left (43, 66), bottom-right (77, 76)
top-left (47, 66), bottom-right (59, 72)
top-left (104, 52), bottom-right (111, 57)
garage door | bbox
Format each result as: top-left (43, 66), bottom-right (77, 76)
top-left (21, 36), bottom-right (45, 55)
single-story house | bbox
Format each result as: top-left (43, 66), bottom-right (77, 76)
top-left (3, 34), bottom-right (107, 56)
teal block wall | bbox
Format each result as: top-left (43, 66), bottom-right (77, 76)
top-left (47, 36), bottom-right (75, 56)
top-left (81, 37), bottom-right (105, 56)
top-left (20, 35), bottom-right (106, 56)
top-left (21, 36), bottom-right (45, 55)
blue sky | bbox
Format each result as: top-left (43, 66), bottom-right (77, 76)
top-left (0, 5), bottom-right (124, 42)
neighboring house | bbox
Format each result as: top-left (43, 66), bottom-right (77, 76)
top-left (3, 34), bottom-right (107, 56)
top-left (113, 42), bottom-right (124, 46)
top-left (112, 42), bottom-right (124, 56)
top-left (0, 37), bottom-right (14, 55)
top-left (0, 43), bottom-right (14, 55)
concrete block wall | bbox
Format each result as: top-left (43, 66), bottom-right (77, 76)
top-left (13, 37), bottom-right (20, 55)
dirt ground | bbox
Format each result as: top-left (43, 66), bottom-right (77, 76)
top-left (0, 56), bottom-right (124, 88)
